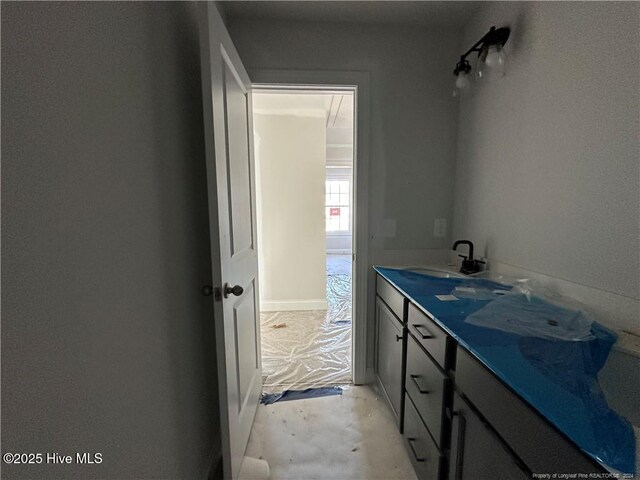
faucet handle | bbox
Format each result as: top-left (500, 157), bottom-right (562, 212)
top-left (458, 254), bottom-right (468, 260)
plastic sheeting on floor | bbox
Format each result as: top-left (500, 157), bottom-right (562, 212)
top-left (327, 273), bottom-right (352, 324)
top-left (260, 270), bottom-right (352, 395)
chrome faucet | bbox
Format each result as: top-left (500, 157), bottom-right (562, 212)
top-left (452, 240), bottom-right (483, 275)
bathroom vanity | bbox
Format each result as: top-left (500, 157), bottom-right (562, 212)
top-left (374, 266), bottom-right (636, 480)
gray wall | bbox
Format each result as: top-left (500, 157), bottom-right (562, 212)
top-left (2, 2), bottom-right (219, 478)
top-left (225, 18), bottom-right (462, 371)
top-left (226, 18), bottom-right (461, 255)
top-left (453, 2), bottom-right (640, 303)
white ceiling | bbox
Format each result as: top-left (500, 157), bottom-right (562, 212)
top-left (221, 1), bottom-right (483, 28)
top-left (253, 92), bottom-right (332, 114)
top-left (253, 91), bottom-right (355, 165)
top-left (326, 94), bottom-right (354, 129)
top-left (253, 92), bottom-right (354, 129)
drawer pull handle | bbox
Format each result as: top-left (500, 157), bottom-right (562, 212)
top-left (410, 374), bottom-right (430, 394)
top-left (407, 437), bottom-right (426, 462)
top-left (412, 323), bottom-right (434, 339)
top-left (454, 413), bottom-right (466, 480)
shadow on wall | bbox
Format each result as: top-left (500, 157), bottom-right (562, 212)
top-left (146, 2), bottom-right (221, 476)
top-left (1, 2), bottom-right (219, 478)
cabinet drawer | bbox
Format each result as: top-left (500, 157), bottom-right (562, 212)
top-left (455, 347), bottom-right (601, 473)
top-left (406, 333), bottom-right (446, 447)
top-left (404, 395), bottom-right (442, 480)
top-left (376, 275), bottom-right (405, 322)
top-left (408, 303), bottom-right (448, 369)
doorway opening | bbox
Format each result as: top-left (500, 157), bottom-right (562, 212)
top-left (253, 88), bottom-right (355, 395)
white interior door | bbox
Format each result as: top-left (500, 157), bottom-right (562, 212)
top-left (199, 4), bottom-right (261, 479)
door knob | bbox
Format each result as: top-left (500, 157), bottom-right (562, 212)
top-left (202, 285), bottom-right (214, 296)
top-left (224, 284), bottom-right (244, 298)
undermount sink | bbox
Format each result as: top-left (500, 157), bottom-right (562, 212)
top-left (402, 267), bottom-right (464, 279)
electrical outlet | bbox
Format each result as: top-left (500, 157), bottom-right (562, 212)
top-left (434, 218), bottom-right (447, 237)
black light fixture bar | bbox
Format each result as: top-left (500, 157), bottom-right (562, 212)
top-left (453, 26), bottom-right (510, 76)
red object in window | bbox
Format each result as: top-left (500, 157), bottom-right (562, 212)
top-left (330, 207), bottom-right (340, 217)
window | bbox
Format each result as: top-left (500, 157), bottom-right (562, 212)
top-left (325, 180), bottom-right (351, 233)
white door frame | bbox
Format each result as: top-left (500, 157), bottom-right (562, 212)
top-left (250, 69), bottom-right (370, 385)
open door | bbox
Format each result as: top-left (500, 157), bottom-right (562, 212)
top-left (199, 4), bottom-right (262, 479)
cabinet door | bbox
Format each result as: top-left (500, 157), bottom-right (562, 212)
top-left (455, 347), bottom-right (599, 473)
top-left (449, 393), bottom-right (529, 480)
top-left (376, 297), bottom-right (404, 420)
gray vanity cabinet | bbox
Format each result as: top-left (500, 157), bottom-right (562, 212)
top-left (448, 392), bottom-right (529, 480)
top-left (375, 296), bottom-right (404, 423)
top-left (454, 347), bottom-right (601, 474)
top-left (374, 269), bottom-right (609, 480)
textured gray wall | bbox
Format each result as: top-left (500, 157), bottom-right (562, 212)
top-left (225, 19), bottom-right (461, 372)
top-left (453, 2), bottom-right (640, 302)
top-left (1, 2), bottom-right (219, 478)
top-left (226, 18), bottom-right (461, 254)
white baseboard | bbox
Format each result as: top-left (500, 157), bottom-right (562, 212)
top-left (261, 299), bottom-right (328, 312)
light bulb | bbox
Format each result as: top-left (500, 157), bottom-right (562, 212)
top-left (455, 71), bottom-right (471, 90)
top-left (485, 45), bottom-right (505, 68)
top-left (477, 44), bottom-right (506, 81)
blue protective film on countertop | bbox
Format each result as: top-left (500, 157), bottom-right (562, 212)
top-left (374, 266), bottom-right (636, 474)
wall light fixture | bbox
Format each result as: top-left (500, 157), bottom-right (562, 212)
top-left (453, 26), bottom-right (510, 96)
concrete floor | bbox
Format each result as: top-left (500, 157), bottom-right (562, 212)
top-left (245, 385), bottom-right (418, 480)
top-left (250, 254), bottom-right (416, 479)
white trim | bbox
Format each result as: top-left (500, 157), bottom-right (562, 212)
top-left (261, 299), bottom-right (328, 312)
top-left (249, 69), bottom-right (370, 386)
top-left (327, 249), bottom-right (352, 255)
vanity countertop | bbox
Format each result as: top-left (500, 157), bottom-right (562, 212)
top-left (374, 265), bottom-right (636, 474)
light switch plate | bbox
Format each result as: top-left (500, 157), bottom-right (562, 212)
top-left (434, 218), bottom-right (447, 237)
